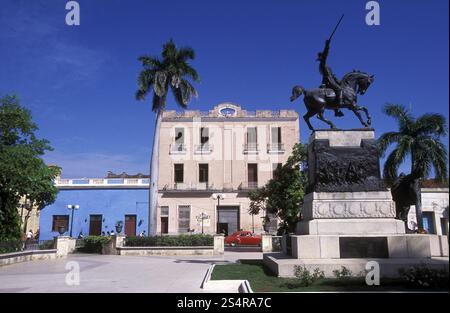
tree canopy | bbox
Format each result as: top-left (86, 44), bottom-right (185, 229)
top-left (135, 39), bottom-right (200, 112)
top-left (249, 143), bottom-right (308, 234)
top-left (0, 94), bottom-right (59, 240)
top-left (378, 103), bottom-right (448, 183)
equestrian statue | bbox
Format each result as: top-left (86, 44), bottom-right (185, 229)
top-left (290, 15), bottom-right (375, 131)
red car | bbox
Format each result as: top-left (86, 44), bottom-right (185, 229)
top-left (225, 231), bottom-right (262, 246)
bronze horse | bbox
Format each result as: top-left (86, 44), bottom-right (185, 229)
top-left (290, 70), bottom-right (374, 131)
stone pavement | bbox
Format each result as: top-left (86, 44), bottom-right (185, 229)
top-left (0, 250), bottom-right (262, 293)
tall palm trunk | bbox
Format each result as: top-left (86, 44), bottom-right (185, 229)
top-left (148, 110), bottom-right (163, 236)
top-left (413, 178), bottom-right (424, 232)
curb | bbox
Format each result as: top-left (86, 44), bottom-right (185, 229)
top-left (201, 264), bottom-right (215, 289)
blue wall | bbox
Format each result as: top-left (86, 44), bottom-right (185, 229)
top-left (39, 188), bottom-right (148, 240)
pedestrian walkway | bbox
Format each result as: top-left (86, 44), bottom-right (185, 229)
top-left (0, 251), bottom-right (262, 293)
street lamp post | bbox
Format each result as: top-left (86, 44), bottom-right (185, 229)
top-left (67, 204), bottom-right (80, 237)
top-left (196, 212), bottom-right (210, 234)
top-left (212, 193), bottom-right (225, 234)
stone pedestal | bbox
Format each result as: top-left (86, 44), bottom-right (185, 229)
top-left (264, 130), bottom-right (449, 278)
top-left (54, 236), bottom-right (76, 257)
top-left (261, 234), bottom-right (273, 252)
top-left (102, 235), bottom-right (125, 255)
top-left (213, 234), bottom-right (224, 255)
top-left (297, 191), bottom-right (405, 235)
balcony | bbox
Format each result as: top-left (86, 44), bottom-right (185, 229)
top-left (170, 143), bottom-right (187, 154)
top-left (238, 182), bottom-right (259, 190)
top-left (267, 143), bottom-right (285, 154)
top-left (194, 143), bottom-right (213, 154)
top-left (162, 182), bottom-right (215, 191)
top-left (243, 143), bottom-right (259, 154)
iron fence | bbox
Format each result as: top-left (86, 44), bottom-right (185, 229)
top-left (0, 239), bottom-right (55, 254)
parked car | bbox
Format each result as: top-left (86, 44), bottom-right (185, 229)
top-left (225, 231), bottom-right (262, 246)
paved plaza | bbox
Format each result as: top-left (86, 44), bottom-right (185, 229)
top-left (0, 251), bottom-right (262, 293)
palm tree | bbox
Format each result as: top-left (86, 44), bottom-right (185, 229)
top-left (136, 40), bottom-right (200, 235)
top-left (378, 103), bottom-right (448, 232)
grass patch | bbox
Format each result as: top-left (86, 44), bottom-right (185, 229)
top-left (210, 262), bottom-right (449, 292)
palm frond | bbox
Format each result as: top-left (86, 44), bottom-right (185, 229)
top-left (383, 103), bottom-right (414, 133)
top-left (138, 56), bottom-right (162, 69)
top-left (171, 79), bottom-right (198, 108)
top-left (162, 39), bottom-right (177, 60)
top-left (377, 131), bottom-right (402, 156)
top-left (153, 71), bottom-right (168, 97)
top-left (383, 147), bottom-right (407, 181)
top-left (180, 63), bottom-right (200, 82)
top-left (177, 46), bottom-right (195, 61)
top-left (419, 138), bottom-right (448, 181)
top-left (414, 113), bottom-right (448, 137)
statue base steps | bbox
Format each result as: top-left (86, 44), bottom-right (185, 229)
top-left (263, 253), bottom-right (449, 278)
top-left (262, 234), bottom-right (448, 278)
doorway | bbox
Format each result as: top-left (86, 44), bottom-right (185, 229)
top-left (161, 217), bottom-right (169, 234)
top-left (89, 215), bottom-right (102, 236)
top-left (125, 215), bottom-right (137, 237)
top-left (217, 206), bottom-right (240, 236)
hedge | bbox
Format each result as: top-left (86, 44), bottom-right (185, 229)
top-left (124, 234), bottom-right (214, 247)
top-left (77, 236), bottom-right (111, 254)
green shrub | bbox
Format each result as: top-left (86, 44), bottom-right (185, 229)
top-left (399, 265), bottom-right (449, 288)
top-left (124, 234), bottom-right (214, 247)
top-left (333, 266), bottom-right (353, 279)
top-left (0, 239), bottom-right (23, 254)
top-left (292, 266), bottom-right (325, 287)
top-left (78, 236), bottom-right (111, 254)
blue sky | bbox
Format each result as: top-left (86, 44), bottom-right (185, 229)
top-left (0, 0), bottom-right (448, 178)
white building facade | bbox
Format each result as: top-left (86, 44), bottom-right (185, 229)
top-left (156, 103), bottom-right (300, 235)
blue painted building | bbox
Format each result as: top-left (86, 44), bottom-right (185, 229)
top-left (39, 176), bottom-right (149, 240)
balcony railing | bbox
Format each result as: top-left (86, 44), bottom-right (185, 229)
top-left (55, 178), bottom-right (149, 187)
top-left (238, 182), bottom-right (259, 190)
top-left (163, 182), bottom-right (215, 191)
top-left (243, 143), bottom-right (259, 154)
top-left (267, 143), bottom-right (285, 153)
top-left (194, 143), bottom-right (213, 154)
top-left (170, 143), bottom-right (187, 154)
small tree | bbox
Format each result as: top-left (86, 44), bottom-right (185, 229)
top-left (0, 94), bottom-right (59, 240)
top-left (249, 143), bottom-right (308, 234)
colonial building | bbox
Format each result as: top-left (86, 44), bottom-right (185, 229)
top-left (38, 174), bottom-right (149, 240)
top-left (156, 103), bottom-right (300, 235)
top-left (407, 180), bottom-right (449, 235)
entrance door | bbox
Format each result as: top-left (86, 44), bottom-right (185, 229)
top-left (217, 206), bottom-right (240, 236)
top-left (161, 217), bottom-right (169, 234)
top-left (125, 215), bottom-right (137, 237)
top-left (89, 215), bottom-right (102, 236)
